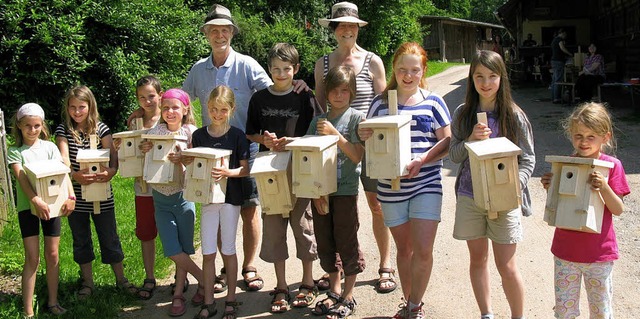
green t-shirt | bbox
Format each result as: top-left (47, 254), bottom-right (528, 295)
top-left (8, 140), bottom-right (64, 212)
top-left (306, 107), bottom-right (363, 196)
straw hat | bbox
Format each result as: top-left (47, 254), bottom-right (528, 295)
top-left (318, 2), bottom-right (368, 28)
top-left (200, 4), bottom-right (239, 35)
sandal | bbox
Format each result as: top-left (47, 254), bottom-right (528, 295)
top-left (374, 268), bottom-right (398, 294)
top-left (315, 273), bottom-right (331, 291)
top-left (269, 287), bottom-right (291, 313)
top-left (193, 302), bottom-right (217, 319)
top-left (312, 291), bottom-right (341, 316)
top-left (47, 303), bottom-right (67, 316)
top-left (241, 266), bottom-right (264, 291)
top-left (214, 267), bottom-right (228, 293)
top-left (169, 295), bottom-right (187, 317)
top-left (222, 301), bottom-right (242, 319)
top-left (327, 297), bottom-right (357, 319)
top-left (117, 277), bottom-right (139, 295)
top-left (138, 278), bottom-right (157, 300)
top-left (191, 285), bottom-right (206, 306)
top-left (171, 274), bottom-right (189, 295)
top-left (292, 284), bottom-right (319, 308)
top-left (77, 283), bottom-right (94, 300)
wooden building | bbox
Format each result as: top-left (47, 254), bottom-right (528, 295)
top-left (496, 0), bottom-right (640, 81)
top-left (420, 16), bottom-right (505, 62)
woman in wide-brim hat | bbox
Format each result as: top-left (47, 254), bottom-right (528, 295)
top-left (310, 0), bottom-right (395, 316)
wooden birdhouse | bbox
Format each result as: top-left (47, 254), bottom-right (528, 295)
top-left (543, 155), bottom-right (613, 233)
top-left (76, 148), bottom-right (111, 214)
top-left (181, 147), bottom-right (231, 204)
top-left (359, 115), bottom-right (412, 179)
top-left (464, 137), bottom-right (522, 219)
top-left (113, 128), bottom-right (148, 178)
top-left (23, 160), bottom-right (71, 218)
top-left (250, 151), bottom-right (296, 217)
top-left (142, 134), bottom-right (188, 184)
top-left (285, 135), bottom-right (339, 199)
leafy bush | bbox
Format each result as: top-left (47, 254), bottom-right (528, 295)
top-left (0, 0), bottom-right (205, 132)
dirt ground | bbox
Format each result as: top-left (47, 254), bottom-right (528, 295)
top-left (114, 65), bottom-right (638, 318)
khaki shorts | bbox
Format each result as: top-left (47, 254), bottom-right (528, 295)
top-left (452, 195), bottom-right (523, 244)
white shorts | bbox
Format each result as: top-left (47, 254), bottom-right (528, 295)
top-left (200, 203), bottom-right (240, 255)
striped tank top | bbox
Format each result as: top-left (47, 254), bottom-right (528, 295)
top-left (323, 51), bottom-right (376, 114)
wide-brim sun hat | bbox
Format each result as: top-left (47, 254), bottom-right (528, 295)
top-left (318, 2), bottom-right (368, 28)
top-left (200, 4), bottom-right (239, 35)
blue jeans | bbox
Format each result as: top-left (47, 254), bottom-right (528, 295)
top-left (551, 60), bottom-right (565, 101)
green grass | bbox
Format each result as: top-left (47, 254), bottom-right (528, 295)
top-left (426, 61), bottom-right (465, 78)
top-left (0, 175), bottom-right (175, 318)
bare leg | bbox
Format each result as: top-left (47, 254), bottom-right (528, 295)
top-left (389, 222), bottom-right (412, 300)
top-left (141, 239), bottom-right (155, 280)
top-left (468, 238), bottom-right (492, 315)
top-left (240, 206), bottom-right (262, 289)
top-left (21, 236), bottom-right (40, 317)
top-left (408, 219), bottom-right (438, 304)
top-left (43, 236), bottom-right (61, 307)
top-left (365, 191), bottom-right (394, 290)
top-left (493, 242), bottom-right (524, 318)
top-left (222, 253), bottom-right (238, 312)
top-left (202, 253), bottom-right (216, 306)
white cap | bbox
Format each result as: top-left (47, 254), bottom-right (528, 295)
top-left (17, 103), bottom-right (45, 120)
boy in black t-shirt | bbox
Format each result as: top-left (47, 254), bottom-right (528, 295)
top-left (245, 43), bottom-right (324, 313)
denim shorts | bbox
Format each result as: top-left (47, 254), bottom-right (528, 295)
top-left (380, 192), bottom-right (443, 228)
top-left (242, 142), bottom-right (260, 208)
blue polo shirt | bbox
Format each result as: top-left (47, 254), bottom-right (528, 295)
top-left (182, 48), bottom-right (272, 131)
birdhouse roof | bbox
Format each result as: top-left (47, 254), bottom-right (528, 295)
top-left (464, 137), bottom-right (521, 159)
top-left (141, 134), bottom-right (188, 141)
top-left (358, 115), bottom-right (412, 129)
top-left (112, 129), bottom-right (149, 138)
top-left (76, 149), bottom-right (110, 162)
top-left (250, 151), bottom-right (291, 175)
top-left (285, 135), bottom-right (339, 151)
top-left (545, 155), bottom-right (614, 168)
top-left (24, 160), bottom-right (70, 178)
top-left (181, 147), bottom-right (232, 159)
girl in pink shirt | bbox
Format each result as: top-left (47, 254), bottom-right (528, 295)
top-left (541, 102), bottom-right (629, 319)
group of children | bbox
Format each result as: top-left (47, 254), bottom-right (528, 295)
top-left (9, 40), bottom-right (628, 319)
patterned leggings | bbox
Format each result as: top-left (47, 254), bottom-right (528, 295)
top-left (554, 257), bottom-right (614, 319)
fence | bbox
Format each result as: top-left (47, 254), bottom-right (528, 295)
top-left (0, 109), bottom-right (14, 235)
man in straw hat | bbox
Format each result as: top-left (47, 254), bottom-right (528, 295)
top-left (181, 3), bottom-right (309, 310)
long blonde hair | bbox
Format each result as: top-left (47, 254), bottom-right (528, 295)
top-left (562, 102), bottom-right (616, 155)
top-left (62, 85), bottom-right (101, 144)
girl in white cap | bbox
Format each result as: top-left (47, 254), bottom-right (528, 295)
top-left (8, 103), bottom-right (76, 317)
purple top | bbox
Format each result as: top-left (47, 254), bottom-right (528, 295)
top-left (457, 110), bottom-right (500, 198)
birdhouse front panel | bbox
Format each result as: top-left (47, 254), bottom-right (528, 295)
top-left (285, 135), bottom-right (339, 199)
top-left (24, 160), bottom-right (71, 218)
top-left (76, 149), bottom-right (111, 202)
top-left (142, 134), bottom-right (188, 184)
top-left (359, 115), bottom-right (412, 179)
top-left (544, 155), bottom-right (613, 233)
top-left (113, 129), bottom-right (147, 178)
top-left (182, 147), bottom-right (231, 204)
top-left (250, 151), bottom-right (296, 217)
top-left (465, 137), bottom-right (522, 215)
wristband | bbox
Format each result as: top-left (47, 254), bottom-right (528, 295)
top-left (68, 195), bottom-right (77, 201)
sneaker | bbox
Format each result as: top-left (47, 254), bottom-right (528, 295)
top-left (408, 302), bottom-right (425, 319)
top-left (481, 314), bottom-right (494, 319)
top-left (392, 299), bottom-right (408, 319)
